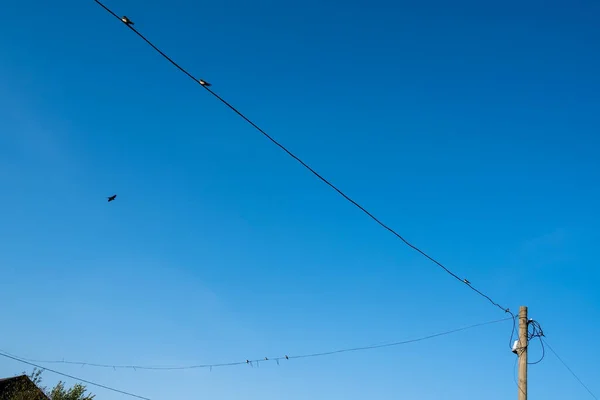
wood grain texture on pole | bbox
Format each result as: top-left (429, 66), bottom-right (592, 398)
top-left (518, 306), bottom-right (528, 400)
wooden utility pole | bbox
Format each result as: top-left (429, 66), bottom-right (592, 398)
top-left (518, 306), bottom-right (528, 400)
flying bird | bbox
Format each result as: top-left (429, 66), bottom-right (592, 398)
top-left (107, 195), bottom-right (117, 202)
top-left (121, 16), bottom-right (134, 26)
top-left (199, 79), bottom-right (211, 87)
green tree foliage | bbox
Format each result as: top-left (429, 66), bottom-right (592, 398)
top-left (48, 381), bottom-right (94, 400)
top-left (1, 369), bottom-right (94, 400)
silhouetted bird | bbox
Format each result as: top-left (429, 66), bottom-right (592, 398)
top-left (121, 16), bottom-right (134, 26)
top-left (199, 79), bottom-right (211, 87)
top-left (107, 195), bottom-right (117, 202)
top-left (463, 279), bottom-right (471, 285)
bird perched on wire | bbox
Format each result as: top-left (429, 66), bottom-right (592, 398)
top-left (199, 79), bottom-right (211, 87)
top-left (121, 16), bottom-right (134, 26)
top-left (107, 195), bottom-right (117, 202)
top-left (463, 279), bottom-right (471, 285)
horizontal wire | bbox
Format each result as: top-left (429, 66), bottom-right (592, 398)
top-left (2, 317), bottom-right (510, 371)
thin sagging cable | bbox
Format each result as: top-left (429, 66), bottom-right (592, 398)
top-left (543, 339), bottom-right (598, 400)
top-left (0, 352), bottom-right (152, 400)
top-left (527, 337), bottom-right (545, 365)
top-left (2, 317), bottom-right (510, 371)
top-left (512, 356), bottom-right (527, 398)
top-left (92, 0), bottom-right (511, 315)
top-left (508, 311), bottom-right (517, 350)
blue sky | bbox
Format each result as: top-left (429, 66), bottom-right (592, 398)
top-left (1, 0), bottom-right (598, 398)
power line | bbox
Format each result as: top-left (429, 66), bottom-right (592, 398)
top-left (0, 352), bottom-right (152, 400)
top-left (527, 319), bottom-right (545, 365)
top-left (508, 311), bottom-right (517, 350)
top-left (512, 356), bottom-right (527, 398)
top-left (543, 339), bottom-right (598, 399)
top-left (511, 317), bottom-right (544, 397)
top-left (92, 0), bottom-right (512, 316)
top-left (2, 317), bottom-right (510, 371)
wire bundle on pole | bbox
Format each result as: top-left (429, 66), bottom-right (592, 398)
top-left (527, 319), bottom-right (545, 365)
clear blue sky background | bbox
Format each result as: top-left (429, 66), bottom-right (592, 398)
top-left (1, 0), bottom-right (598, 399)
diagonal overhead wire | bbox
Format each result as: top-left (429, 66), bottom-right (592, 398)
top-left (0, 352), bottom-right (152, 400)
top-left (92, 0), bottom-right (511, 315)
top-left (2, 317), bottom-right (510, 371)
top-left (543, 339), bottom-right (598, 399)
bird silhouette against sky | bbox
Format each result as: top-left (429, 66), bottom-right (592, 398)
top-left (120, 16), bottom-right (134, 26)
top-left (107, 195), bottom-right (117, 202)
